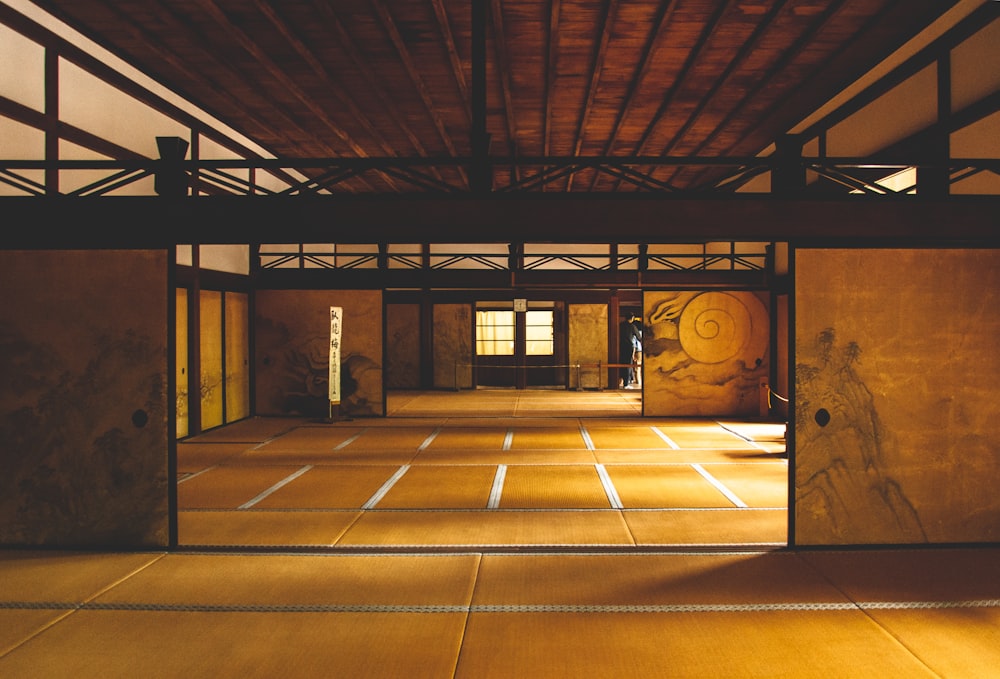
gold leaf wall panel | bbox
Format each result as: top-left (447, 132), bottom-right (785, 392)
top-left (225, 291), bottom-right (250, 422)
top-left (255, 290), bottom-right (383, 417)
top-left (0, 250), bottom-right (169, 547)
top-left (795, 249), bottom-right (1000, 545)
top-left (386, 303), bottom-right (421, 389)
top-left (642, 291), bottom-right (770, 417)
top-left (568, 304), bottom-right (608, 390)
top-left (199, 289), bottom-right (223, 429)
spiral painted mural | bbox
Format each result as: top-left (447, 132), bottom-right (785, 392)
top-left (676, 291), bottom-right (769, 365)
top-left (644, 290), bottom-right (769, 417)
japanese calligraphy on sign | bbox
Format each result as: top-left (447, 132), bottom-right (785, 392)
top-left (329, 306), bottom-right (343, 404)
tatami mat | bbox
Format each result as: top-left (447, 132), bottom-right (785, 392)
top-left (420, 427), bottom-right (508, 450)
top-left (0, 609), bottom-right (469, 679)
top-left (698, 462), bottom-right (789, 507)
top-left (185, 417), bottom-right (302, 443)
top-left (178, 510), bottom-right (361, 546)
top-left (248, 425), bottom-right (367, 452)
top-left (177, 443), bottom-right (254, 472)
top-left (604, 465), bottom-right (739, 508)
top-left (337, 510), bottom-right (636, 547)
top-left (2, 549), bottom-right (997, 677)
top-left (650, 424), bottom-right (760, 449)
top-left (499, 465), bottom-right (612, 509)
top-left (455, 609), bottom-right (940, 678)
top-left (378, 466), bottom-right (497, 509)
top-left (177, 465), bottom-right (305, 509)
top-left (507, 427), bottom-right (589, 449)
top-left (93, 553), bottom-right (482, 606)
top-left (470, 551), bottom-right (847, 605)
top-left (252, 466), bottom-right (400, 509)
top-left (624, 509), bottom-right (788, 546)
top-left (176, 409), bottom-right (789, 549)
top-left (584, 424), bottom-right (677, 449)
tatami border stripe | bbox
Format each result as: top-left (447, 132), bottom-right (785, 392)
top-left (177, 466), bottom-right (215, 485)
top-left (488, 464), bottom-right (507, 509)
top-left (692, 463), bottom-right (747, 508)
top-left (333, 429), bottom-right (367, 450)
top-left (595, 464), bottom-right (623, 509)
top-left (651, 427), bottom-right (680, 449)
top-left (361, 465), bottom-right (410, 509)
top-left (238, 465), bottom-right (314, 509)
top-left (579, 425), bottom-right (595, 451)
top-left (503, 429), bottom-right (514, 451)
top-left (5, 600), bottom-right (998, 614)
top-left (418, 428), bottom-right (441, 451)
top-left (715, 421), bottom-right (773, 453)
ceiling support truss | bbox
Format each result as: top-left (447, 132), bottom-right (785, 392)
top-left (3, 156), bottom-right (997, 198)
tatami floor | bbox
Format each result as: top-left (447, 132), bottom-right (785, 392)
top-left (177, 389), bottom-right (787, 550)
top-left (2, 390), bottom-right (997, 677)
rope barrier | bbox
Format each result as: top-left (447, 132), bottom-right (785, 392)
top-left (763, 384), bottom-right (789, 409)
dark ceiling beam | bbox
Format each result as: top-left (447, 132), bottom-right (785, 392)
top-left (588, 0), bottom-right (678, 191)
top-left (662, 0), bottom-right (792, 154)
top-left (471, 0), bottom-right (489, 193)
top-left (489, 0), bottom-right (519, 183)
top-left (307, 1), bottom-right (438, 166)
top-left (566, 0), bottom-right (617, 192)
top-left (191, 0), bottom-right (388, 191)
top-left (250, 1), bottom-right (395, 160)
top-left (737, 0), bottom-right (951, 159)
top-left (615, 0), bottom-right (738, 191)
top-left (429, 0), bottom-right (470, 125)
top-left (3, 196), bottom-right (996, 247)
top-left (680, 0), bottom-right (849, 189)
top-left (657, 0), bottom-right (790, 189)
top-left (248, 1), bottom-right (405, 192)
top-left (0, 95), bottom-right (144, 162)
top-left (628, 0), bottom-right (736, 157)
top-left (371, 0), bottom-right (462, 165)
top-left (109, 0), bottom-right (354, 190)
top-left (543, 0), bottom-right (560, 160)
top-left (251, 268), bottom-right (767, 291)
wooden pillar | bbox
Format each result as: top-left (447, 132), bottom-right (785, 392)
top-left (772, 134), bottom-right (806, 195)
top-left (917, 56), bottom-right (951, 198)
top-left (44, 47), bottom-right (58, 195)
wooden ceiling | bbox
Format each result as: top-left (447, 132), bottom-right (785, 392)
top-left (31, 0), bottom-right (963, 192)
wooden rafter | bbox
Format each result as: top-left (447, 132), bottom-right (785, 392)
top-left (120, 0), bottom-right (365, 190)
top-left (614, 0), bottom-right (738, 191)
top-left (681, 0), bottom-right (851, 189)
top-left (251, 1), bottom-right (390, 158)
top-left (193, 0), bottom-right (366, 157)
top-left (3, 0), bottom-right (978, 195)
top-left (544, 0), bottom-right (561, 158)
top-left (586, 0), bottom-right (679, 191)
top-left (630, 0), bottom-right (737, 155)
top-left (371, 0), bottom-right (457, 156)
top-left (429, 0), bottom-right (470, 124)
top-left (567, 0), bottom-right (617, 192)
top-left (490, 0), bottom-right (519, 181)
top-left (247, 0), bottom-right (402, 191)
top-left (304, 0), bottom-right (452, 187)
top-left (661, 1), bottom-right (790, 157)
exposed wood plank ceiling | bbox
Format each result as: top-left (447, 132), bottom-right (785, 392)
top-left (31, 0), bottom-right (963, 192)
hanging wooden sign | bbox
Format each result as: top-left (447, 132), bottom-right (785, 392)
top-left (329, 306), bottom-right (342, 405)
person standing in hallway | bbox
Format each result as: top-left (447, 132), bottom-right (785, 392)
top-left (619, 313), bottom-right (642, 389)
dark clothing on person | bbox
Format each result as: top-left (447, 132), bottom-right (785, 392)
top-left (619, 317), bottom-right (642, 388)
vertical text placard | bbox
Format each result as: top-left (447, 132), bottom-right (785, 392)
top-left (329, 306), bottom-right (342, 404)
